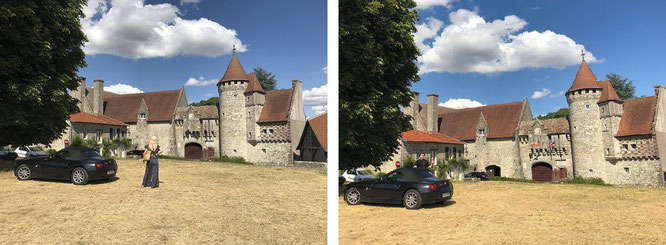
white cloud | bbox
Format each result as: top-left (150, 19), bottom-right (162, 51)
top-left (105, 83), bottom-right (143, 94)
top-left (184, 77), bottom-right (217, 86)
top-left (549, 90), bottom-right (565, 98)
top-left (204, 93), bottom-right (212, 97)
top-left (304, 83), bottom-right (328, 114)
top-left (81, 0), bottom-right (246, 59)
top-left (180, 0), bottom-right (201, 5)
top-left (532, 88), bottom-right (551, 99)
top-left (414, 17), bottom-right (444, 52)
top-left (415, 0), bottom-right (457, 9)
top-left (417, 9), bottom-right (599, 74)
top-left (439, 98), bottom-right (484, 109)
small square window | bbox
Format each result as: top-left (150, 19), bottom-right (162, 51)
top-left (248, 132), bottom-right (252, 137)
top-left (478, 129), bottom-right (485, 136)
top-left (234, 94), bottom-right (237, 99)
top-left (623, 144), bottom-right (629, 151)
top-left (589, 169), bottom-right (593, 173)
top-left (624, 167), bottom-right (630, 173)
top-left (233, 149), bottom-right (237, 153)
top-left (269, 129), bottom-right (274, 135)
top-left (262, 149), bottom-right (266, 153)
top-left (139, 113), bottom-right (147, 119)
top-left (605, 148), bottom-right (610, 155)
top-left (631, 144), bottom-right (637, 151)
top-left (262, 129), bottom-right (267, 135)
top-left (585, 104), bottom-right (590, 110)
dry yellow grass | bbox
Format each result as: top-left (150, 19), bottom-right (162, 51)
top-left (0, 159), bottom-right (326, 244)
top-left (339, 181), bottom-right (666, 244)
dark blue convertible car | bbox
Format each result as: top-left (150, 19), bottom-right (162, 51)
top-left (14, 147), bottom-right (117, 185)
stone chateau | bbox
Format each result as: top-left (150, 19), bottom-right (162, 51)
top-left (52, 52), bottom-right (307, 165)
top-left (384, 58), bottom-right (666, 187)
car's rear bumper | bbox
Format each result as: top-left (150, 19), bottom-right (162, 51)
top-left (421, 185), bottom-right (454, 204)
top-left (88, 165), bottom-right (118, 180)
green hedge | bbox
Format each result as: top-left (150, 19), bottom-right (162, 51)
top-left (566, 177), bottom-right (611, 186)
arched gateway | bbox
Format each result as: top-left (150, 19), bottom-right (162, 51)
top-left (184, 143), bottom-right (203, 159)
top-left (485, 165), bottom-right (501, 178)
top-left (532, 162), bottom-right (553, 182)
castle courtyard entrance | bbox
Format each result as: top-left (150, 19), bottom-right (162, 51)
top-left (486, 165), bottom-right (501, 178)
top-left (532, 162), bottom-right (553, 182)
top-left (185, 143), bottom-right (203, 159)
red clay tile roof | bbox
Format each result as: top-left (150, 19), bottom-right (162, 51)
top-left (104, 89), bottom-right (181, 123)
top-left (519, 118), bottom-right (570, 135)
top-left (175, 105), bottom-right (219, 120)
top-left (69, 112), bottom-right (128, 126)
top-left (438, 101), bottom-right (524, 141)
top-left (308, 112), bottom-right (327, 151)
top-left (219, 54), bottom-right (249, 83)
top-left (567, 60), bottom-right (600, 93)
top-left (616, 96), bottom-right (656, 137)
top-left (597, 80), bottom-right (622, 102)
top-left (401, 130), bottom-right (464, 144)
top-left (257, 89), bottom-right (293, 123)
top-left (244, 73), bottom-right (265, 94)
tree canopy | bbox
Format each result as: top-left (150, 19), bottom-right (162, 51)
top-left (536, 108), bottom-right (569, 120)
top-left (0, 0), bottom-right (87, 147)
top-left (339, 0), bottom-right (420, 170)
top-left (253, 67), bottom-right (276, 91)
top-left (190, 97), bottom-right (219, 107)
top-left (606, 73), bottom-right (636, 100)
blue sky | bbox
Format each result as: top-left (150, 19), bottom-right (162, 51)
top-left (78, 0), bottom-right (327, 117)
top-left (412, 0), bottom-right (666, 116)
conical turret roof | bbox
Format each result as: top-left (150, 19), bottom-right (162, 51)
top-left (219, 53), bottom-right (249, 83)
top-left (598, 80), bottom-right (622, 102)
top-left (244, 73), bottom-right (265, 94)
top-left (567, 60), bottom-right (600, 93)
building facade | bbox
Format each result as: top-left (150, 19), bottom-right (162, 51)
top-left (401, 59), bottom-right (666, 187)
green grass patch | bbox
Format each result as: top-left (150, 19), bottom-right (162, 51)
top-left (489, 177), bottom-right (534, 183)
top-left (212, 155), bottom-right (251, 164)
top-left (565, 177), bottom-right (611, 186)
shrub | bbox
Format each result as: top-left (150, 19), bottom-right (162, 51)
top-left (101, 139), bottom-right (113, 157)
top-left (489, 177), bottom-right (534, 183)
top-left (46, 149), bottom-right (58, 155)
top-left (436, 159), bottom-right (451, 179)
top-left (403, 155), bottom-right (415, 168)
top-left (566, 177), bottom-right (611, 186)
top-left (72, 135), bottom-right (84, 147)
top-left (214, 155), bottom-right (250, 164)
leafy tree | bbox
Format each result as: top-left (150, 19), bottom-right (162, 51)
top-left (0, 0), bottom-right (87, 147)
top-left (606, 73), bottom-right (636, 100)
top-left (190, 97), bottom-right (219, 107)
top-left (339, 0), bottom-right (420, 170)
top-left (536, 108), bottom-right (569, 120)
top-left (253, 67), bottom-right (276, 91)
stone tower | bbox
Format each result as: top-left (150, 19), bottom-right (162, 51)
top-left (217, 50), bottom-right (249, 157)
top-left (566, 58), bottom-right (606, 178)
top-left (597, 80), bottom-right (624, 160)
top-left (244, 73), bottom-right (265, 144)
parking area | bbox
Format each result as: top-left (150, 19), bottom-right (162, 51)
top-left (339, 181), bottom-right (666, 244)
top-left (0, 159), bottom-right (326, 244)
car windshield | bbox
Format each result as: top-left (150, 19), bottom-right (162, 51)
top-left (84, 150), bottom-right (102, 158)
top-left (417, 170), bottom-right (436, 179)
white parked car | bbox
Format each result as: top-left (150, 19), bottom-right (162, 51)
top-left (15, 145), bottom-right (47, 158)
top-left (343, 169), bottom-right (376, 182)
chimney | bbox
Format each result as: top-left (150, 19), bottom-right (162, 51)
top-left (402, 92), bottom-right (423, 131)
top-left (71, 77), bottom-right (87, 112)
top-left (290, 80), bottom-right (305, 121)
top-left (93, 79), bottom-right (104, 115)
top-left (427, 94), bottom-right (439, 133)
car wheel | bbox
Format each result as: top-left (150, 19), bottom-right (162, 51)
top-left (403, 189), bottom-right (423, 209)
top-left (71, 167), bottom-right (89, 185)
top-left (344, 187), bottom-right (362, 205)
top-left (16, 164), bottom-right (31, 180)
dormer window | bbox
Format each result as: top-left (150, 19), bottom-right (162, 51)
top-left (478, 129), bottom-right (485, 136)
top-left (139, 113), bottom-right (146, 119)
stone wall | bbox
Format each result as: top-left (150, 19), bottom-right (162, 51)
top-left (248, 141), bottom-right (293, 166)
top-left (128, 122), bottom-right (174, 154)
top-left (604, 158), bottom-right (663, 187)
top-left (174, 116), bottom-right (220, 158)
top-left (518, 132), bottom-right (573, 181)
top-left (465, 137), bottom-right (521, 178)
top-left (293, 160), bottom-right (326, 171)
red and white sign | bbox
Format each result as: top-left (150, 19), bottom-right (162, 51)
top-left (64, 139), bottom-right (69, 145)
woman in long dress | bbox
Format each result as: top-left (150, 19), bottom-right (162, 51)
top-left (142, 136), bottom-right (163, 188)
